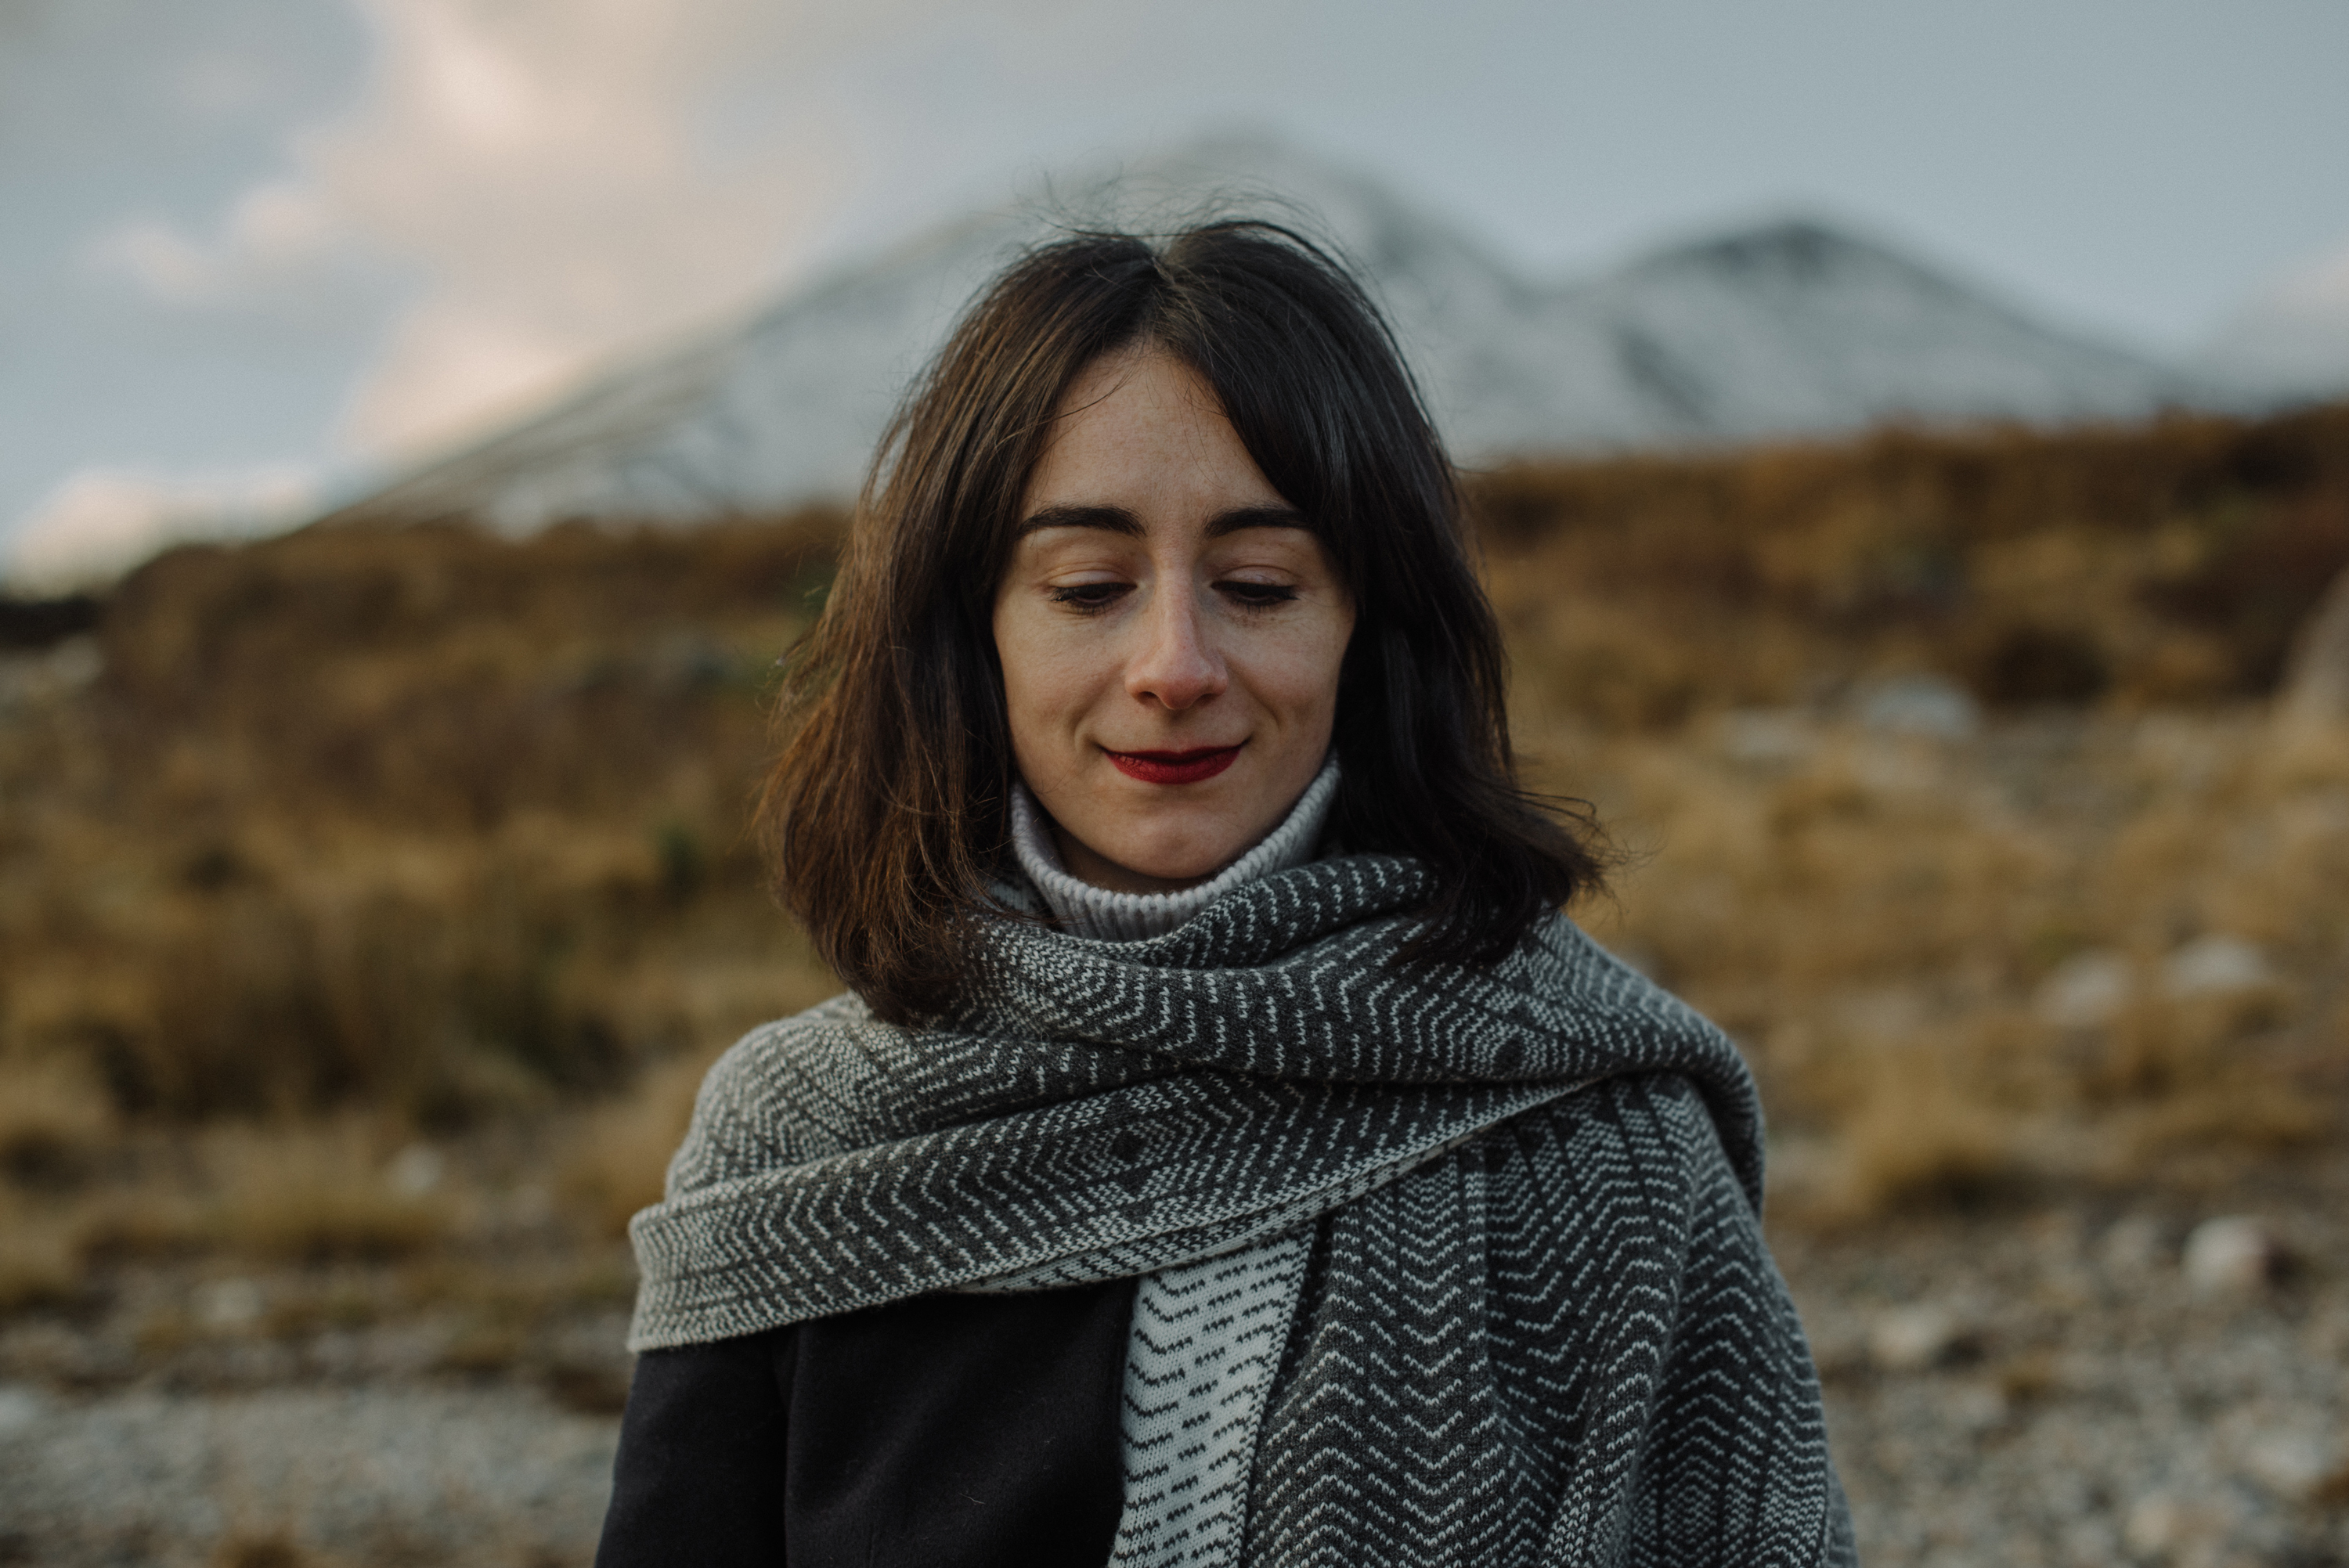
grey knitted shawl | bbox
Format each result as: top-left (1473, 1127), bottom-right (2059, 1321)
top-left (627, 855), bottom-right (1855, 1566)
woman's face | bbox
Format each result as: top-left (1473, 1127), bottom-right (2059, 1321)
top-left (993, 344), bottom-right (1355, 892)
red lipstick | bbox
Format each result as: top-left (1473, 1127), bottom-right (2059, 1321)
top-left (1106, 745), bottom-right (1241, 785)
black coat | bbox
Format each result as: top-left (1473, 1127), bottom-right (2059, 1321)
top-left (596, 1279), bottom-right (1135, 1567)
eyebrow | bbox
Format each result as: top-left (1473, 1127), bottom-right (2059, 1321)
top-left (1013, 503), bottom-right (1311, 539)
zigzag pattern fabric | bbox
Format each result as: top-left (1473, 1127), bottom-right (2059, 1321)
top-left (627, 855), bottom-right (1856, 1566)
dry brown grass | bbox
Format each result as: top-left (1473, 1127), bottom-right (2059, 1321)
top-left (1478, 402), bottom-right (2349, 723)
top-left (0, 512), bottom-right (846, 1307)
top-left (0, 1051), bottom-right (116, 1184)
top-left (13, 1120), bottom-right (455, 1288)
top-left (0, 510), bottom-right (843, 1129)
top-left (558, 1043), bottom-right (734, 1239)
top-left (1527, 712), bottom-right (2349, 1220)
top-left (0, 1188), bottom-right (82, 1310)
top-left (2, 407), bottom-right (2347, 1317)
top-left (1473, 403), bottom-right (2349, 1220)
top-left (198, 1122), bottom-right (456, 1263)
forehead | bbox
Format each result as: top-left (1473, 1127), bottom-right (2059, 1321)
top-left (1023, 346), bottom-right (1286, 511)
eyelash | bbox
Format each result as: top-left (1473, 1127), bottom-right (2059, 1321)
top-left (1223, 582), bottom-right (1298, 609)
top-left (1048, 582), bottom-right (1298, 614)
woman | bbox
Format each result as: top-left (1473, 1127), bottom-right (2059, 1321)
top-left (598, 222), bottom-right (1856, 1567)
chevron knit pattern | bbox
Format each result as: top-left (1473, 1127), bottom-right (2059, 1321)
top-left (627, 856), bottom-right (1856, 1566)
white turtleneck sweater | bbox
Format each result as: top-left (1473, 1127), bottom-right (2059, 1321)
top-left (1007, 755), bottom-right (1340, 1567)
top-left (1009, 755), bottom-right (1340, 943)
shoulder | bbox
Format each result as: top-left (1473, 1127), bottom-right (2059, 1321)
top-left (1514, 913), bottom-right (1704, 1023)
top-left (692, 991), bottom-right (870, 1103)
top-left (1506, 917), bottom-right (1771, 1211)
top-left (666, 993), bottom-right (879, 1193)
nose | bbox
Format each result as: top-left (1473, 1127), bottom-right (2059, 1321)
top-left (1125, 581), bottom-right (1226, 711)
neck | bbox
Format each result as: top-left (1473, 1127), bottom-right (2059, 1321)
top-left (1011, 758), bottom-right (1340, 943)
top-left (1048, 825), bottom-right (1217, 896)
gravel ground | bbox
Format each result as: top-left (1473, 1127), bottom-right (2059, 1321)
top-left (2, 1182), bottom-right (2344, 1566)
top-left (1781, 1176), bottom-right (2349, 1568)
top-left (0, 1383), bottom-right (616, 1566)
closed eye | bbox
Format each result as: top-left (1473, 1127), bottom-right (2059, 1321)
top-left (1048, 582), bottom-right (1130, 611)
top-left (1218, 580), bottom-right (1298, 608)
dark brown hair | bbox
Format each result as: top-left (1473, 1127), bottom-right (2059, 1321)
top-left (760, 221), bottom-right (1604, 1022)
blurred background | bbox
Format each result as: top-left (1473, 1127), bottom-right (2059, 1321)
top-left (3, 2), bottom-right (2349, 1564)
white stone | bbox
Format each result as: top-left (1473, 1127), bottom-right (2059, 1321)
top-left (2034, 950), bottom-right (2132, 1028)
top-left (1717, 708), bottom-right (1816, 763)
top-left (2240, 1432), bottom-right (2338, 1502)
top-left (387, 1142), bottom-right (446, 1197)
top-left (1868, 1303), bottom-right (1963, 1373)
top-left (2181, 1216), bottom-right (2276, 1296)
top-left (0, 1384), bottom-right (45, 1439)
top-left (2161, 935), bottom-right (2275, 999)
top-left (194, 1277), bottom-right (265, 1329)
top-left (1853, 674), bottom-right (1981, 741)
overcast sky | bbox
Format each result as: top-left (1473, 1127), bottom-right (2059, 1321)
top-left (5, 0), bottom-right (2347, 586)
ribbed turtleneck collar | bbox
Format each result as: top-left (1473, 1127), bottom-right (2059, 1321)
top-left (1010, 757), bottom-right (1340, 943)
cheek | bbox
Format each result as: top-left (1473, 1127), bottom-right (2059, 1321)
top-left (1252, 610), bottom-right (1354, 719)
top-left (993, 602), bottom-right (1106, 745)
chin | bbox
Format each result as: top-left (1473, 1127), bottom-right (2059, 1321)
top-left (1106, 818), bottom-right (1246, 885)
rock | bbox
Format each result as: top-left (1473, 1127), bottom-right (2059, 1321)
top-left (2239, 1432), bottom-right (2340, 1503)
top-left (0, 1384), bottom-right (44, 1439)
top-left (1853, 674), bottom-right (1980, 741)
top-left (194, 1278), bottom-right (265, 1330)
top-left (2160, 934), bottom-right (2275, 999)
top-left (2123, 1491), bottom-right (2190, 1557)
top-left (387, 1143), bottom-right (446, 1197)
top-left (1867, 1303), bottom-right (1965, 1373)
top-left (2181, 1216), bottom-right (2279, 1297)
top-left (2034, 950), bottom-right (2132, 1028)
top-left (1717, 708), bottom-right (1816, 763)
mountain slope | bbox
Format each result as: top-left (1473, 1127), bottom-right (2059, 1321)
top-left (328, 140), bottom-right (2193, 532)
top-left (1537, 222), bottom-right (2189, 445)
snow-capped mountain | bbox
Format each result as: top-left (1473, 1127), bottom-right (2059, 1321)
top-left (328, 139), bottom-right (2196, 533)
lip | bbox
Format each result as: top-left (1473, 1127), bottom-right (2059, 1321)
top-left (1105, 745), bottom-right (1242, 785)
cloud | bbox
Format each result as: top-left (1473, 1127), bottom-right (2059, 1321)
top-left (99, 0), bottom-right (907, 463)
top-left (88, 178), bottom-right (341, 305)
top-left (5, 463), bottom-right (321, 592)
